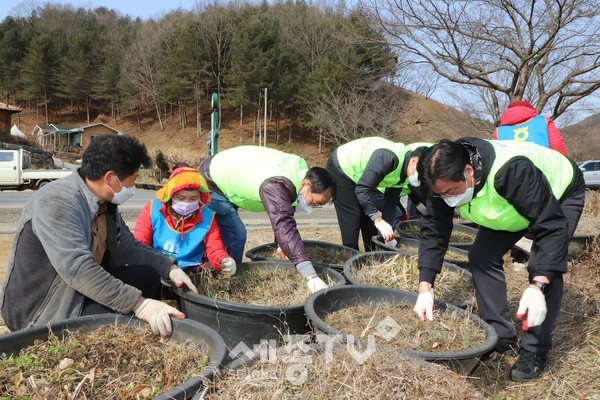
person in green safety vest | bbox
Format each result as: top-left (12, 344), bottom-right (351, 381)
top-left (199, 146), bottom-right (336, 293)
top-left (414, 138), bottom-right (585, 382)
top-left (326, 136), bottom-right (430, 251)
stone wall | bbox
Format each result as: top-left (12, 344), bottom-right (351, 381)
top-left (0, 142), bottom-right (55, 169)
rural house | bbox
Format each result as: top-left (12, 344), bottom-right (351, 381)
top-left (33, 122), bottom-right (122, 152)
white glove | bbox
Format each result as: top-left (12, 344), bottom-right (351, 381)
top-left (516, 287), bottom-right (547, 330)
top-left (306, 276), bottom-right (328, 293)
top-left (220, 257), bottom-right (237, 276)
top-left (134, 298), bottom-right (184, 337)
top-left (375, 219), bottom-right (394, 241)
top-left (413, 291), bottom-right (434, 322)
top-left (169, 267), bottom-right (198, 293)
top-left (385, 238), bottom-right (398, 248)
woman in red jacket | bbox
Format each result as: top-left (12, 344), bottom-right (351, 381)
top-left (134, 167), bottom-right (236, 275)
top-left (493, 100), bottom-right (568, 156)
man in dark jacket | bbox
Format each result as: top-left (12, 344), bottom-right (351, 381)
top-left (0, 136), bottom-right (197, 337)
top-left (413, 138), bottom-right (584, 382)
top-left (199, 145), bottom-right (335, 293)
top-left (326, 137), bottom-right (430, 251)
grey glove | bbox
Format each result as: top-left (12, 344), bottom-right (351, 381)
top-left (169, 267), bottom-right (198, 293)
top-left (220, 257), bottom-right (237, 276)
top-left (134, 298), bottom-right (184, 337)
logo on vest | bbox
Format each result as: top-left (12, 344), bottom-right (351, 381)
top-left (513, 126), bottom-right (529, 141)
top-left (162, 239), bottom-right (181, 257)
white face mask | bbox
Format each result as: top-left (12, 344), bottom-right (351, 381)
top-left (408, 172), bottom-right (420, 187)
top-left (442, 172), bottom-right (474, 208)
top-left (109, 177), bottom-right (136, 205)
top-left (296, 193), bottom-right (313, 214)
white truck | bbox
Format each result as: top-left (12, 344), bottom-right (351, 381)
top-left (0, 148), bottom-right (74, 191)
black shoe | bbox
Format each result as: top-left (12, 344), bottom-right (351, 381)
top-left (509, 349), bottom-right (547, 382)
top-left (481, 337), bottom-right (518, 360)
top-left (495, 337), bottom-right (519, 356)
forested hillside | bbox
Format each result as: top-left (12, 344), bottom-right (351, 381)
top-left (0, 2), bottom-right (407, 146)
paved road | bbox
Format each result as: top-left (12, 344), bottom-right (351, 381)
top-left (0, 189), bottom-right (339, 234)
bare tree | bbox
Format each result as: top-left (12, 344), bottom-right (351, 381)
top-left (361, 0), bottom-right (600, 123)
top-left (121, 20), bottom-right (169, 130)
top-left (307, 82), bottom-right (401, 146)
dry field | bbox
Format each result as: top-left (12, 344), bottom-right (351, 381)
top-left (0, 192), bottom-right (599, 399)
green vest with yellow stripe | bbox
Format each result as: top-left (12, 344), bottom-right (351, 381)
top-left (337, 137), bottom-right (409, 193)
top-left (459, 140), bottom-right (574, 231)
top-left (209, 146), bottom-right (308, 211)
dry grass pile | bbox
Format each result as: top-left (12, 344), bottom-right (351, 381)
top-left (0, 324), bottom-right (208, 399)
top-left (195, 266), bottom-right (340, 306)
top-left (205, 345), bottom-right (485, 399)
top-left (351, 254), bottom-right (474, 305)
top-left (323, 303), bottom-right (485, 352)
top-left (388, 240), bottom-right (468, 262)
top-left (401, 224), bottom-right (476, 243)
top-left (259, 243), bottom-right (356, 265)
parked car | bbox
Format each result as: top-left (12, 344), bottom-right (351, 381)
top-left (577, 160), bottom-right (600, 189)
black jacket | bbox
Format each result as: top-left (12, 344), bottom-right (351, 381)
top-left (418, 137), bottom-right (585, 285)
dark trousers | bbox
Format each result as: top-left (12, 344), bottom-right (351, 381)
top-left (81, 265), bottom-right (162, 316)
top-left (326, 157), bottom-right (402, 252)
top-left (468, 186), bottom-right (585, 354)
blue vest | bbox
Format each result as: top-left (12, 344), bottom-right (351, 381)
top-left (150, 199), bottom-right (214, 270)
top-left (496, 115), bottom-right (550, 147)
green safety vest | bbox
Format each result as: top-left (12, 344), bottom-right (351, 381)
top-left (459, 140), bottom-right (574, 231)
top-left (209, 146), bottom-right (308, 211)
top-left (337, 137), bottom-right (409, 193)
top-left (401, 142), bottom-right (433, 196)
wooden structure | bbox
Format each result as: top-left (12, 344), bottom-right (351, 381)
top-left (0, 102), bottom-right (22, 135)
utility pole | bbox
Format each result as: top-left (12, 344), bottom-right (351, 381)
top-left (207, 92), bottom-right (219, 156)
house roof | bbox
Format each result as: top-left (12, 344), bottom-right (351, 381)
top-left (80, 122), bottom-right (121, 134)
top-left (0, 102), bottom-right (22, 112)
top-left (33, 122), bottom-right (122, 136)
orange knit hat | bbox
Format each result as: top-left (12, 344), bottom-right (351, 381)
top-left (156, 167), bottom-right (211, 204)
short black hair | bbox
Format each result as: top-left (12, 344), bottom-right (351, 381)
top-left (305, 166), bottom-right (336, 201)
top-left (417, 139), bottom-right (469, 197)
top-left (80, 135), bottom-right (151, 180)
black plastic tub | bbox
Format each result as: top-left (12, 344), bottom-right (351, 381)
top-left (569, 234), bottom-right (597, 257)
top-left (0, 314), bottom-right (227, 400)
top-left (454, 218), bottom-right (480, 229)
top-left (304, 285), bottom-right (497, 375)
top-left (170, 260), bottom-right (346, 362)
top-left (245, 240), bottom-right (360, 271)
top-left (343, 251), bottom-right (473, 309)
top-left (371, 234), bottom-right (471, 270)
top-left (397, 219), bottom-right (478, 250)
